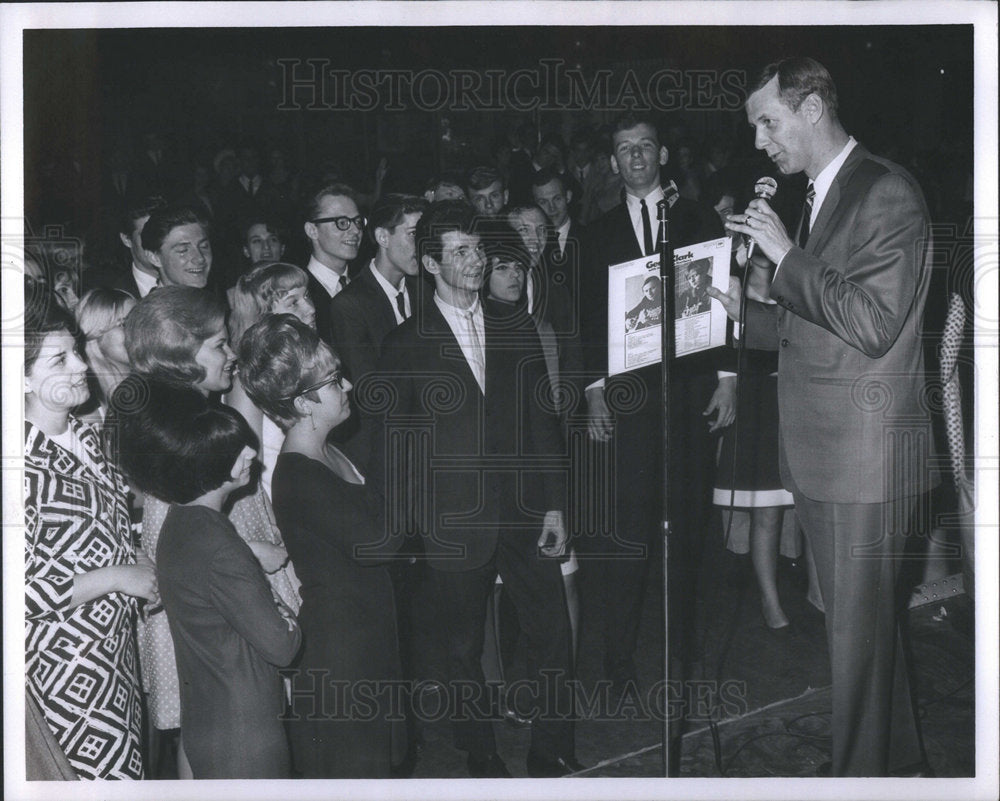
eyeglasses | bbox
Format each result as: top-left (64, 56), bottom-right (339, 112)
top-left (284, 370), bottom-right (345, 399)
top-left (309, 215), bottom-right (366, 231)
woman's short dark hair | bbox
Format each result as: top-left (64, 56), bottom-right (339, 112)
top-left (237, 314), bottom-right (337, 431)
top-left (124, 286), bottom-right (226, 385)
top-left (115, 377), bottom-right (256, 504)
top-left (24, 279), bottom-right (77, 375)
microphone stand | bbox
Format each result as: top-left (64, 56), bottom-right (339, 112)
top-left (657, 198), bottom-right (677, 777)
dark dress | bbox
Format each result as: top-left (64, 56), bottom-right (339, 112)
top-left (713, 348), bottom-right (791, 507)
top-left (156, 504), bottom-right (302, 779)
top-left (271, 451), bottom-right (403, 778)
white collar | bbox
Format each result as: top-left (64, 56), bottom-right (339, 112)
top-left (811, 136), bottom-right (858, 221)
top-left (132, 263), bottom-right (158, 297)
top-left (369, 260), bottom-right (405, 296)
top-left (307, 255), bottom-right (348, 297)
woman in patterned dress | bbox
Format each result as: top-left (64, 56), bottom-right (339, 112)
top-left (24, 297), bottom-right (158, 779)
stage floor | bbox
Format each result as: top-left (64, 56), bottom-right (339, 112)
top-left (408, 517), bottom-right (975, 779)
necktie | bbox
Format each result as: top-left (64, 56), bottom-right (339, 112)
top-left (338, 274), bottom-right (348, 293)
top-left (395, 290), bottom-right (407, 320)
top-left (463, 309), bottom-right (486, 393)
top-left (640, 198), bottom-right (654, 256)
top-left (799, 183), bottom-right (816, 249)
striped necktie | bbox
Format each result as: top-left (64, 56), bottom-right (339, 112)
top-left (798, 183), bottom-right (816, 249)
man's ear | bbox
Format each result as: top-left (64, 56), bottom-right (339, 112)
top-left (374, 227), bottom-right (390, 249)
top-left (422, 254), bottom-right (441, 276)
top-left (242, 245), bottom-right (251, 259)
top-left (658, 146), bottom-right (669, 167)
top-left (565, 189), bottom-right (573, 205)
top-left (146, 249), bottom-right (163, 269)
top-left (610, 154), bottom-right (620, 175)
top-left (304, 221), bottom-right (318, 242)
top-left (293, 394), bottom-right (311, 416)
top-left (502, 189), bottom-right (509, 207)
top-left (800, 92), bottom-right (824, 124)
top-left (119, 232), bottom-right (132, 250)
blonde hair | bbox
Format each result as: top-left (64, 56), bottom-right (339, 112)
top-left (228, 261), bottom-right (309, 346)
top-left (75, 287), bottom-right (135, 403)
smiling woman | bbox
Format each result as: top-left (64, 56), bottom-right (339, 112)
top-left (107, 286), bottom-right (241, 778)
top-left (24, 297), bottom-right (156, 779)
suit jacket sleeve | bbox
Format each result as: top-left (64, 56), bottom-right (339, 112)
top-left (770, 170), bottom-right (929, 359)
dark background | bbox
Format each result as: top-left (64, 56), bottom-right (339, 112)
top-left (23, 25), bottom-right (973, 232)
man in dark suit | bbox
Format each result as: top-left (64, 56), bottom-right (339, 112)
top-left (532, 168), bottom-right (585, 300)
top-left (330, 194), bottom-right (428, 389)
top-left (713, 57), bottom-right (934, 777)
top-left (579, 113), bottom-right (733, 701)
top-left (83, 196), bottom-right (166, 298)
top-left (504, 202), bottom-right (579, 373)
top-left (368, 201), bottom-right (580, 779)
top-left (301, 182), bottom-right (363, 342)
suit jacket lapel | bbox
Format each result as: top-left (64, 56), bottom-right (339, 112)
top-left (422, 297), bottom-right (483, 394)
top-left (358, 266), bottom-right (398, 330)
top-left (806, 144), bottom-right (868, 255)
top-left (612, 203), bottom-right (642, 262)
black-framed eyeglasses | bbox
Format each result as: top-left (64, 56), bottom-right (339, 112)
top-left (309, 215), bottom-right (366, 231)
top-left (284, 370), bottom-right (345, 399)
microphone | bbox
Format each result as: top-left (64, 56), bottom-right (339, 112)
top-left (744, 176), bottom-right (778, 261)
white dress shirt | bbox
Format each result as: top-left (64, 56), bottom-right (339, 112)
top-left (434, 293), bottom-right (485, 393)
top-left (369, 261), bottom-right (410, 324)
top-left (307, 255), bottom-right (349, 300)
top-left (132, 263), bottom-right (158, 298)
top-left (556, 218), bottom-right (572, 257)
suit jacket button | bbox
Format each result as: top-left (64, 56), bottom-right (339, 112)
top-left (780, 338), bottom-right (790, 347)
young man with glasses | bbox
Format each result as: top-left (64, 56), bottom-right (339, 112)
top-left (302, 182), bottom-right (365, 342)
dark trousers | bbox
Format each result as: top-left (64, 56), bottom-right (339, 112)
top-left (430, 533), bottom-right (574, 760)
top-left (794, 492), bottom-right (924, 776)
top-left (579, 365), bottom-right (716, 673)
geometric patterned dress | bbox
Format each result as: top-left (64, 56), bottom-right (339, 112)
top-left (24, 417), bottom-right (144, 779)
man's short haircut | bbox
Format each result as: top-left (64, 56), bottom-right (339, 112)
top-left (505, 202), bottom-right (549, 225)
top-left (368, 193), bottom-right (428, 245)
top-left (424, 172), bottom-right (465, 195)
top-left (466, 166), bottom-right (505, 193)
top-left (415, 200), bottom-right (479, 265)
top-left (643, 275), bottom-right (660, 289)
top-left (303, 182), bottom-right (358, 223)
top-left (120, 195), bottom-right (168, 237)
top-left (610, 112), bottom-right (661, 141)
top-left (751, 56), bottom-right (839, 115)
top-left (237, 314), bottom-right (338, 431)
top-left (124, 286), bottom-right (226, 386)
top-left (115, 378), bottom-right (256, 504)
top-left (531, 168), bottom-right (567, 193)
top-left (241, 215), bottom-right (286, 244)
top-left (140, 204), bottom-right (210, 253)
